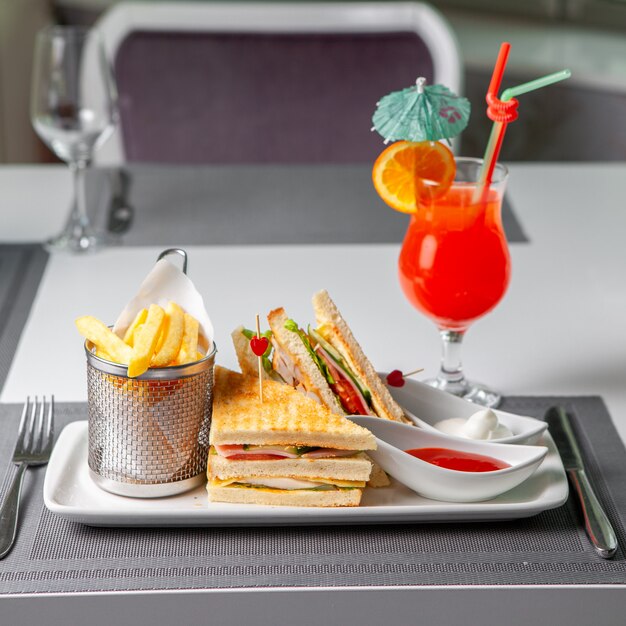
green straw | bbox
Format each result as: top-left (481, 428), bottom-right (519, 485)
top-left (475, 69), bottom-right (572, 202)
top-left (501, 69), bottom-right (572, 101)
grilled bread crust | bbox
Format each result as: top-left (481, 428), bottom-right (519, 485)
top-left (267, 307), bottom-right (346, 415)
top-left (231, 325), bottom-right (280, 381)
top-left (208, 452), bottom-right (373, 482)
top-left (210, 367), bottom-right (376, 449)
top-left (312, 290), bottom-right (408, 423)
top-left (207, 484), bottom-right (363, 507)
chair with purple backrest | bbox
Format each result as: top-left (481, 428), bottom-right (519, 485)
top-left (92, 2), bottom-right (461, 165)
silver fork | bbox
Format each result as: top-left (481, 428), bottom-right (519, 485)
top-left (0, 397), bottom-right (54, 559)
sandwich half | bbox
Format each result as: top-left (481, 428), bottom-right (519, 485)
top-left (208, 366), bottom-right (376, 507)
top-left (312, 289), bottom-right (407, 423)
top-left (232, 292), bottom-right (407, 423)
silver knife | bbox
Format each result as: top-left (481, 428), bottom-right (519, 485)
top-left (545, 406), bottom-right (618, 559)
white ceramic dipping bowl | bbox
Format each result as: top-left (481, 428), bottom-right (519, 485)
top-left (381, 374), bottom-right (548, 445)
top-left (350, 416), bottom-right (548, 503)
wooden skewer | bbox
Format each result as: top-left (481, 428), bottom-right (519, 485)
top-left (255, 313), bottom-right (263, 403)
top-left (403, 368), bottom-right (424, 378)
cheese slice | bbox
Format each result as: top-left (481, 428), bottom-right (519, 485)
top-left (211, 476), bottom-right (366, 490)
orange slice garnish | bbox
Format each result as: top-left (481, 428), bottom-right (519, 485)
top-left (372, 140), bottom-right (456, 213)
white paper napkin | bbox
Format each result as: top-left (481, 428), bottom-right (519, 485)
top-left (112, 257), bottom-right (214, 349)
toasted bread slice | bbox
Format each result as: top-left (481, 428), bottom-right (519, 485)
top-left (210, 367), bottom-right (375, 450)
top-left (267, 307), bottom-right (345, 415)
top-left (231, 325), bottom-right (281, 382)
top-left (312, 290), bottom-right (407, 423)
top-left (209, 451), bottom-right (372, 482)
top-left (207, 484), bottom-right (363, 507)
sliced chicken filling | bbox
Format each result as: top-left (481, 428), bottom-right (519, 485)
top-left (271, 339), bottom-right (323, 404)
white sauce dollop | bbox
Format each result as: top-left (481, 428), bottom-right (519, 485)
top-left (434, 409), bottom-right (513, 440)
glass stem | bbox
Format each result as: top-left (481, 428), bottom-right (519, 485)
top-left (70, 160), bottom-right (90, 236)
top-left (438, 329), bottom-right (468, 390)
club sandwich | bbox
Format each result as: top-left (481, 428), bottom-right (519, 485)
top-left (207, 366), bottom-right (376, 507)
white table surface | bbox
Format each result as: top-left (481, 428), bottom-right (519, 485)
top-left (1, 162), bottom-right (625, 625)
top-left (2, 163), bottom-right (626, 441)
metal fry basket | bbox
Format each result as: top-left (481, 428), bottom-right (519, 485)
top-left (85, 248), bottom-right (216, 498)
top-left (86, 344), bottom-right (216, 498)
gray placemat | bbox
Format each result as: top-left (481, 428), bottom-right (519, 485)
top-left (0, 245), bottom-right (48, 392)
top-left (90, 165), bottom-right (528, 246)
top-left (0, 396), bottom-right (624, 595)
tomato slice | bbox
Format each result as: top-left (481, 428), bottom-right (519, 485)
top-left (330, 379), bottom-right (369, 415)
top-left (315, 345), bottom-right (370, 415)
top-left (226, 454), bottom-right (286, 461)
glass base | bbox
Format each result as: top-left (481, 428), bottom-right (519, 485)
top-left (45, 229), bottom-right (112, 254)
top-left (424, 377), bottom-right (501, 409)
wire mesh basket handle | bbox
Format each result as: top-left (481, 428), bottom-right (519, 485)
top-left (157, 248), bottom-right (188, 274)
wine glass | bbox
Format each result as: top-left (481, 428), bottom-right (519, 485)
top-left (31, 26), bottom-right (118, 252)
top-left (398, 157), bottom-right (510, 408)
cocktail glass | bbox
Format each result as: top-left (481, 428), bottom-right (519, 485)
top-left (398, 157), bottom-right (509, 408)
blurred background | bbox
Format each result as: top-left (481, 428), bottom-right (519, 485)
top-left (2, 0), bottom-right (626, 164)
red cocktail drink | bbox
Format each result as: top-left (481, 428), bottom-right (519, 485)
top-left (398, 157), bottom-right (509, 407)
top-left (399, 185), bottom-right (510, 330)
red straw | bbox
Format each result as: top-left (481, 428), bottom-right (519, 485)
top-left (481, 43), bottom-right (513, 191)
top-left (487, 42), bottom-right (511, 103)
top-left (474, 43), bottom-right (516, 202)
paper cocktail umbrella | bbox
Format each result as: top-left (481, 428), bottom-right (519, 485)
top-left (372, 77), bottom-right (470, 144)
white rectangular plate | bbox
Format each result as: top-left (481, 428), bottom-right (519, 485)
top-left (43, 421), bottom-right (569, 526)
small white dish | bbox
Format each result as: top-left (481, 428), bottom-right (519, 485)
top-left (349, 416), bottom-right (548, 503)
top-left (381, 373), bottom-right (548, 445)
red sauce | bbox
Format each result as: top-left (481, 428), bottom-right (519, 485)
top-left (405, 447), bottom-right (510, 472)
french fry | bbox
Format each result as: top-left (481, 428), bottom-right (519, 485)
top-left (123, 308), bottom-right (148, 347)
top-left (175, 312), bottom-right (200, 364)
top-left (127, 304), bottom-right (165, 378)
top-left (95, 347), bottom-right (114, 361)
top-left (75, 316), bottom-right (133, 364)
top-left (151, 302), bottom-right (184, 367)
top-left (77, 299), bottom-right (208, 374)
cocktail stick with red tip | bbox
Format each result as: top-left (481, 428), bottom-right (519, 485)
top-left (249, 314), bottom-right (269, 402)
top-left (386, 368), bottom-right (425, 388)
